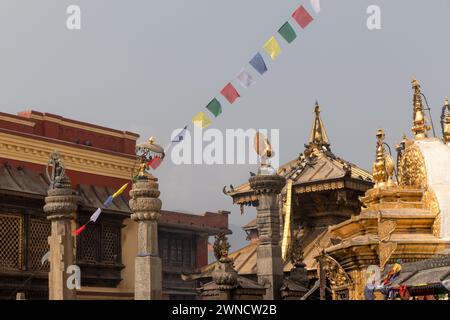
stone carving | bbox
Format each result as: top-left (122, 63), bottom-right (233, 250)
top-left (212, 233), bottom-right (238, 289)
top-left (129, 179), bottom-right (162, 222)
top-left (46, 151), bottom-right (70, 189)
top-left (287, 230), bottom-right (305, 267)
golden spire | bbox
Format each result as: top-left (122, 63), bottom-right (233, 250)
top-left (372, 129), bottom-right (396, 188)
top-left (442, 97), bottom-right (450, 144)
top-left (411, 77), bottom-right (431, 139)
top-left (306, 101), bottom-right (330, 153)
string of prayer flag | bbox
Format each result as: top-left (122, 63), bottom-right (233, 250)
top-left (192, 111), bottom-right (212, 128)
top-left (220, 83), bottom-right (240, 104)
top-left (278, 22), bottom-right (297, 43)
top-left (148, 156), bottom-right (163, 170)
top-left (292, 5), bottom-right (314, 29)
top-left (263, 36), bottom-right (282, 60)
top-left (206, 98), bottom-right (222, 117)
top-left (236, 69), bottom-right (255, 88)
top-left (249, 52), bottom-right (268, 75)
top-left (90, 208), bottom-right (102, 223)
top-left (74, 182), bottom-right (130, 235)
top-left (171, 125), bottom-right (188, 143)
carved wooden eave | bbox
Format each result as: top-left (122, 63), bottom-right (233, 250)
top-left (225, 154), bottom-right (373, 207)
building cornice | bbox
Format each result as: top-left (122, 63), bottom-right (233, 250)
top-left (0, 131), bottom-right (135, 180)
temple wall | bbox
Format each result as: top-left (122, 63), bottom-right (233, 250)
top-left (416, 139), bottom-right (450, 240)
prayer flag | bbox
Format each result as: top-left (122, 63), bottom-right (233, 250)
top-left (310, 0), bottom-right (321, 13)
top-left (73, 224), bottom-right (87, 236)
top-left (292, 5), bottom-right (314, 29)
top-left (112, 183), bottom-right (128, 198)
top-left (249, 52), bottom-right (267, 75)
top-left (90, 208), bottom-right (102, 222)
top-left (192, 111), bottom-right (212, 128)
top-left (103, 195), bottom-right (114, 208)
top-left (220, 83), bottom-right (240, 104)
top-left (236, 69), bottom-right (255, 88)
top-left (206, 98), bottom-right (222, 117)
top-left (263, 36), bottom-right (282, 60)
top-left (149, 157), bottom-right (163, 170)
top-left (172, 125), bottom-right (188, 142)
top-left (278, 22), bottom-right (297, 43)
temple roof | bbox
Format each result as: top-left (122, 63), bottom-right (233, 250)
top-left (225, 104), bottom-right (373, 204)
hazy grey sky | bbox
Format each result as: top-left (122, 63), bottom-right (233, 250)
top-left (1, 1), bottom-right (449, 249)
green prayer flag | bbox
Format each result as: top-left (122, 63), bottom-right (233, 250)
top-left (278, 22), bottom-right (297, 43)
top-left (206, 98), bottom-right (222, 117)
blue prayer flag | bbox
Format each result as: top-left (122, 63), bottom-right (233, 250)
top-left (103, 195), bottom-right (114, 208)
top-left (249, 52), bottom-right (268, 75)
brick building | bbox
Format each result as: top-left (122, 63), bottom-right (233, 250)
top-left (0, 110), bottom-right (229, 299)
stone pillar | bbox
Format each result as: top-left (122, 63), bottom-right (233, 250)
top-left (249, 174), bottom-right (286, 300)
top-left (129, 177), bottom-right (162, 300)
top-left (43, 178), bottom-right (78, 300)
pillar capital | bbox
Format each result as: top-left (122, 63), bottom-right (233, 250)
top-left (129, 178), bottom-right (162, 222)
top-left (249, 174), bottom-right (286, 195)
top-left (44, 187), bottom-right (78, 220)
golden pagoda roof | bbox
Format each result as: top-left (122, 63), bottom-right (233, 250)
top-left (225, 104), bottom-right (373, 205)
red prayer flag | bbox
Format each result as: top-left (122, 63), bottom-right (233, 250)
top-left (292, 5), bottom-right (314, 29)
top-left (220, 83), bottom-right (240, 104)
top-left (148, 157), bottom-right (163, 170)
top-left (73, 224), bottom-right (87, 236)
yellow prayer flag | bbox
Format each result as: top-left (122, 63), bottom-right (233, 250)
top-left (192, 111), bottom-right (212, 128)
top-left (263, 36), bottom-right (282, 60)
top-left (112, 182), bottom-right (129, 198)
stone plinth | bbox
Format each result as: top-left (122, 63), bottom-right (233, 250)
top-left (129, 178), bottom-right (162, 300)
top-left (44, 185), bottom-right (78, 300)
top-left (249, 174), bottom-right (286, 300)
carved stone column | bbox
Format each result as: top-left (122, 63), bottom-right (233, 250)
top-left (249, 174), bottom-right (286, 300)
top-left (44, 174), bottom-right (78, 300)
top-left (129, 177), bottom-right (162, 300)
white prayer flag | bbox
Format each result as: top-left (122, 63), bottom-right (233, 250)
top-left (310, 0), bottom-right (320, 13)
top-left (90, 208), bottom-right (102, 222)
top-left (236, 69), bottom-right (255, 88)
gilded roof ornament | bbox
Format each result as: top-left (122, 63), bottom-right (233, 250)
top-left (305, 101), bottom-right (330, 155)
top-left (441, 96), bottom-right (450, 144)
top-left (372, 129), bottom-right (396, 189)
top-left (411, 77), bottom-right (431, 139)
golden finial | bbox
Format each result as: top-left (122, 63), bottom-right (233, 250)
top-left (442, 97), bottom-right (450, 144)
top-left (372, 129), bottom-right (396, 189)
top-left (314, 100), bottom-right (320, 113)
top-left (306, 101), bottom-right (330, 154)
top-left (411, 77), bottom-right (430, 139)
